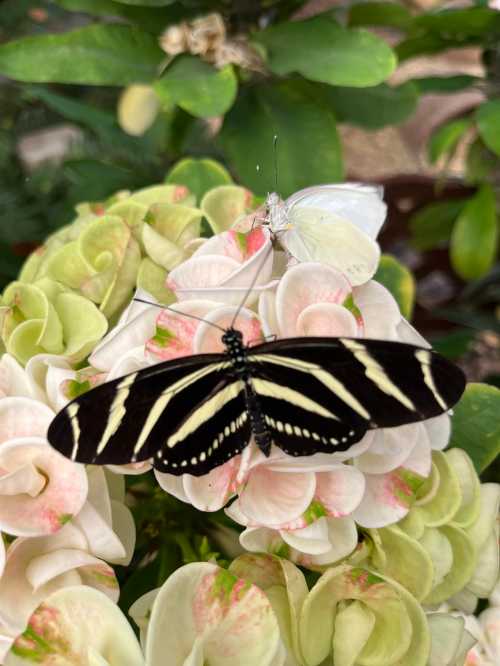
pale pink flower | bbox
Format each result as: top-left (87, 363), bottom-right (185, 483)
top-left (0, 397), bottom-right (88, 536)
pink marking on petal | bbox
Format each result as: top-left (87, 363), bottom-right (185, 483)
top-left (173, 185), bottom-right (189, 202)
top-left (246, 228), bottom-right (266, 257)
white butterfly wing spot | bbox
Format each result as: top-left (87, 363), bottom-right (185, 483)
top-left (285, 182), bottom-right (387, 239)
top-left (282, 207), bottom-right (381, 286)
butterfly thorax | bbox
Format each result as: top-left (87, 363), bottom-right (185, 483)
top-left (266, 192), bottom-right (289, 232)
top-left (222, 328), bottom-right (272, 456)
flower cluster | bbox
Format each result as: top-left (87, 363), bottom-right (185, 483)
top-left (0, 171), bottom-right (498, 665)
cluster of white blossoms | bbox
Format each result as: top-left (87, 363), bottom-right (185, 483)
top-left (0, 178), bottom-right (498, 665)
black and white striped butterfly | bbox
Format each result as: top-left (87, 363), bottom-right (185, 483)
top-left (47, 325), bottom-right (465, 476)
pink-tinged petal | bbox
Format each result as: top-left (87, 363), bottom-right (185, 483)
top-left (107, 347), bottom-right (151, 381)
top-left (315, 465), bottom-right (365, 516)
top-left (25, 354), bottom-right (73, 408)
top-left (90, 304), bottom-right (158, 371)
top-left (0, 524), bottom-right (93, 634)
top-left (0, 438), bottom-right (88, 537)
top-left (353, 280), bottom-right (401, 340)
top-left (25, 549), bottom-right (107, 591)
top-left (155, 471), bottom-right (191, 504)
top-left (239, 468), bottom-right (316, 527)
top-left (5, 586), bottom-right (143, 666)
top-left (276, 263), bottom-right (351, 337)
top-left (292, 517), bottom-right (358, 567)
top-left (0, 398), bottom-right (53, 444)
top-left (281, 518), bottom-right (332, 555)
top-left (239, 527), bottom-right (285, 555)
top-left (86, 466), bottom-right (112, 525)
top-left (395, 317), bottom-right (431, 348)
top-left (168, 255), bottom-right (239, 293)
top-left (355, 424), bottom-right (420, 475)
top-left (0, 354), bottom-right (36, 400)
top-left (184, 457), bottom-right (240, 512)
top-left (149, 299), bottom-right (222, 359)
top-left (224, 498), bottom-right (250, 527)
top-left (0, 635), bottom-right (12, 662)
top-left (194, 307), bottom-right (263, 354)
top-left (0, 534), bottom-right (5, 578)
top-left (145, 562), bottom-right (281, 666)
top-left (72, 501), bottom-right (126, 564)
top-left (0, 464), bottom-right (45, 497)
top-left (296, 303), bottom-right (358, 338)
top-left (258, 290), bottom-right (280, 339)
top-left (425, 414), bottom-right (451, 451)
top-left (110, 500), bottom-right (136, 566)
top-left (352, 452), bottom-right (429, 530)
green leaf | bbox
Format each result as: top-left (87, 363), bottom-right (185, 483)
top-left (165, 157), bottom-right (232, 203)
top-left (428, 117), bottom-right (472, 164)
top-left (409, 199), bottom-right (466, 251)
top-left (112, 0), bottom-right (176, 4)
top-left (374, 254), bottom-right (415, 319)
top-left (54, 0), bottom-right (180, 32)
top-left (348, 2), bottom-right (413, 30)
top-left (154, 55), bottom-right (237, 118)
top-left (0, 24), bottom-right (164, 84)
top-left (324, 82), bottom-right (418, 129)
top-left (412, 75), bottom-right (480, 94)
top-left (450, 185), bottom-right (498, 280)
top-left (220, 80), bottom-right (343, 198)
top-left (476, 99), bottom-right (500, 157)
top-left (465, 138), bottom-right (496, 185)
top-left (253, 14), bottom-right (396, 87)
top-left (414, 8), bottom-right (500, 38)
top-left (450, 382), bottom-right (500, 473)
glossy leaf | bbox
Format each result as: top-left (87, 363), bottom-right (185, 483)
top-left (414, 8), bottom-right (500, 37)
top-left (253, 14), bottom-right (396, 87)
top-left (155, 55), bottom-right (237, 118)
top-left (449, 383), bottom-right (500, 473)
top-left (220, 80), bottom-right (343, 197)
top-left (428, 118), bottom-right (472, 164)
top-left (166, 158), bottom-right (232, 203)
top-left (409, 199), bottom-right (465, 251)
top-left (0, 25), bottom-right (163, 84)
top-left (450, 185), bottom-right (497, 280)
top-left (413, 75), bottom-right (480, 94)
top-left (374, 254), bottom-right (415, 319)
top-left (55, 0), bottom-right (180, 32)
top-left (476, 99), bottom-right (500, 157)
top-left (348, 2), bottom-right (413, 30)
top-left (325, 82), bottom-right (418, 129)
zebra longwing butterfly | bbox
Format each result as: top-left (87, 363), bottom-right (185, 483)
top-left (47, 327), bottom-right (465, 476)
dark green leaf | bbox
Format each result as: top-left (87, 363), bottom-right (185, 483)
top-left (396, 34), bottom-right (453, 61)
top-left (55, 0), bottom-right (183, 32)
top-left (428, 117), bottom-right (472, 164)
top-left (154, 55), bottom-right (237, 118)
top-left (409, 199), bottom-right (466, 250)
top-left (374, 254), bottom-right (415, 319)
top-left (220, 80), bottom-right (343, 198)
top-left (414, 8), bottom-right (500, 37)
top-left (112, 0), bottom-right (176, 5)
top-left (451, 185), bottom-right (498, 280)
top-left (348, 2), bottom-right (413, 30)
top-left (253, 14), bottom-right (396, 87)
top-left (165, 157), bottom-right (232, 202)
top-left (476, 99), bottom-right (500, 157)
top-left (63, 159), bottom-right (139, 203)
top-left (0, 25), bottom-right (164, 85)
top-left (412, 75), bottom-right (480, 94)
top-left (465, 138), bottom-right (497, 185)
top-left (324, 82), bottom-right (418, 129)
top-left (450, 383), bottom-right (500, 473)
top-left (430, 330), bottom-right (474, 360)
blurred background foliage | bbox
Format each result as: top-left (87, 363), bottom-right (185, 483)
top-left (0, 0), bottom-right (499, 388)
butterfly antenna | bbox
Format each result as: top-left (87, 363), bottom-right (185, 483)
top-left (229, 240), bottom-right (273, 329)
top-left (132, 297), bottom-right (227, 333)
top-left (273, 134), bottom-right (279, 193)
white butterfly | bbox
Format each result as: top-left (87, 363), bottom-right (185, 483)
top-left (266, 183), bottom-right (387, 286)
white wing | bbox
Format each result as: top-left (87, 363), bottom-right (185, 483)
top-left (283, 206), bottom-right (381, 286)
top-left (285, 182), bottom-right (387, 239)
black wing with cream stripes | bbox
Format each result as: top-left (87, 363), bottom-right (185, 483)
top-left (47, 336), bottom-right (465, 476)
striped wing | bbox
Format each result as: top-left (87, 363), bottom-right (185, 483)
top-left (47, 353), bottom-right (251, 476)
top-left (248, 336), bottom-right (465, 456)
